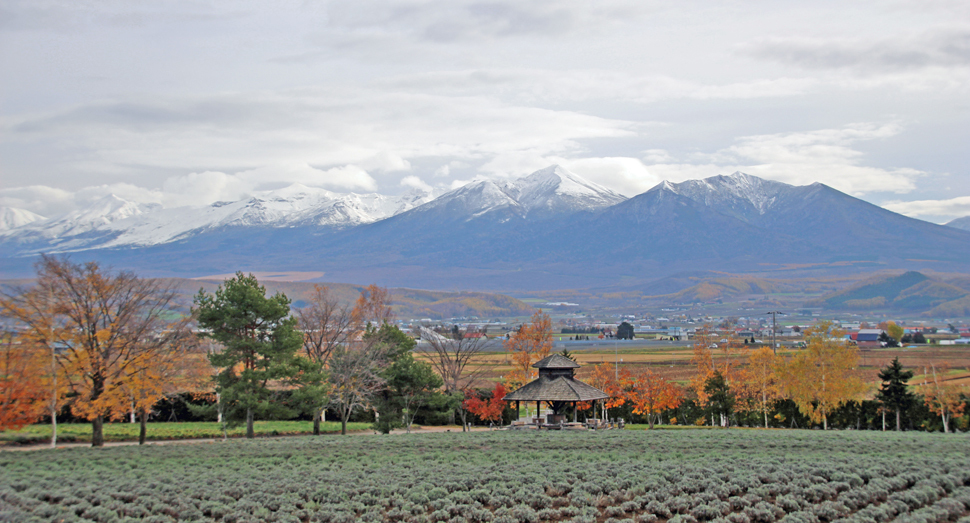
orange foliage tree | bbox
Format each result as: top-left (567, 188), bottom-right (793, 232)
top-left (0, 256), bottom-right (191, 446)
top-left (354, 284), bottom-right (393, 327)
top-left (628, 368), bottom-right (683, 429)
top-left (921, 363), bottom-right (967, 433)
top-left (504, 310), bottom-right (552, 390)
top-left (778, 322), bottom-right (866, 430)
top-left (463, 382), bottom-right (507, 426)
top-left (586, 363), bottom-right (634, 420)
top-left (0, 331), bottom-right (51, 431)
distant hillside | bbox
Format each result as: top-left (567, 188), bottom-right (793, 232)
top-left (10, 277), bottom-right (535, 321)
top-left (946, 216), bottom-right (970, 232)
top-left (808, 271), bottom-right (970, 315)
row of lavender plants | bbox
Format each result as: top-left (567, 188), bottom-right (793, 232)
top-left (1, 430), bottom-right (969, 523)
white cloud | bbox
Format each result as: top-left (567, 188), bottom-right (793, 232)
top-left (884, 196), bottom-right (970, 219)
top-left (550, 157), bottom-right (660, 196)
top-left (621, 123), bottom-right (924, 196)
top-left (399, 175), bottom-right (432, 192)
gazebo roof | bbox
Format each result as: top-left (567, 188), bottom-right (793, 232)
top-left (504, 376), bottom-right (608, 402)
top-left (532, 354), bottom-right (580, 369)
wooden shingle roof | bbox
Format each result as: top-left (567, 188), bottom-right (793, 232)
top-left (503, 376), bottom-right (608, 402)
top-left (532, 354), bottom-right (580, 369)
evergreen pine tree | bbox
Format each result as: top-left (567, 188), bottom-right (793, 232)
top-left (876, 357), bottom-right (915, 431)
top-left (193, 272), bottom-right (305, 438)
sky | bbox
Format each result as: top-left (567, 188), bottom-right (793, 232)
top-left (1, 0), bottom-right (969, 223)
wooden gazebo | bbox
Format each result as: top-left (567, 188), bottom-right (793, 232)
top-left (504, 354), bottom-right (608, 425)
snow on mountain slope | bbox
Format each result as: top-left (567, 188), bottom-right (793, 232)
top-left (659, 171), bottom-right (814, 227)
top-left (504, 165), bottom-right (627, 215)
top-left (404, 165), bottom-right (626, 223)
top-left (0, 207), bottom-right (45, 230)
top-left (0, 185), bottom-right (439, 253)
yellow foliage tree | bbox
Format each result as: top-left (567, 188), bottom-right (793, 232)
top-left (920, 363), bottom-right (967, 433)
top-left (778, 322), bottom-right (866, 430)
top-left (739, 347), bottom-right (781, 428)
top-left (504, 310), bottom-right (552, 390)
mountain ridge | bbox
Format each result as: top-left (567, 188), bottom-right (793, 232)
top-left (2, 168), bottom-right (970, 291)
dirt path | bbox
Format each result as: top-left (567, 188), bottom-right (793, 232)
top-left (1, 425), bottom-right (494, 452)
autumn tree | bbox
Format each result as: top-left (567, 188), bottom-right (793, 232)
top-left (0, 331), bottom-right (50, 431)
top-left (295, 284), bottom-right (358, 434)
top-left (1, 256), bottom-right (191, 447)
top-left (628, 369), bottom-right (683, 429)
top-left (921, 363), bottom-right (967, 433)
top-left (690, 326), bottom-right (744, 411)
top-left (193, 272), bottom-right (305, 439)
top-left (463, 382), bottom-right (507, 427)
top-left (326, 325), bottom-right (396, 435)
top-left (778, 322), bottom-right (866, 430)
top-left (354, 284), bottom-right (393, 326)
top-left (740, 347), bottom-right (781, 428)
top-left (587, 363), bottom-right (634, 420)
top-left (876, 357), bottom-right (915, 432)
top-left (505, 310), bottom-right (552, 390)
top-left (418, 326), bottom-right (488, 428)
top-left (119, 337), bottom-right (211, 445)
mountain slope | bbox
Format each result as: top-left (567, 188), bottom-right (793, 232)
top-left (0, 207), bottom-right (45, 231)
top-left (3, 169), bottom-right (970, 292)
top-left (946, 216), bottom-right (970, 232)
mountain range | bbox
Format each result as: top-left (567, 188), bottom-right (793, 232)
top-left (2, 166), bottom-right (970, 291)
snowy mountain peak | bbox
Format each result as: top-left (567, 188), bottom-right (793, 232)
top-left (506, 165), bottom-right (627, 215)
top-left (669, 172), bottom-right (792, 216)
top-left (0, 207), bottom-right (46, 231)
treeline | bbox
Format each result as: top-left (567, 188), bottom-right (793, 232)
top-left (584, 326), bottom-right (969, 432)
top-left (0, 257), bottom-right (492, 446)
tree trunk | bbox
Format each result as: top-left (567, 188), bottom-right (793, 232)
top-left (882, 410), bottom-right (886, 431)
top-left (764, 409), bottom-right (768, 429)
top-left (138, 408), bottom-right (147, 445)
top-left (895, 407), bottom-right (901, 432)
top-left (823, 415), bottom-right (828, 431)
top-left (341, 408), bottom-right (349, 435)
top-left (92, 415), bottom-right (104, 447)
top-left (246, 408), bottom-right (254, 439)
top-left (942, 412), bottom-right (950, 433)
top-left (313, 408), bottom-right (321, 436)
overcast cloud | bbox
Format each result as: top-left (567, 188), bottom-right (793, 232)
top-left (1, 0), bottom-right (969, 223)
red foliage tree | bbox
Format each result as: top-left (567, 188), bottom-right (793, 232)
top-left (463, 382), bottom-right (507, 424)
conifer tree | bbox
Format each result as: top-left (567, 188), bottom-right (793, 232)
top-left (876, 357), bottom-right (914, 431)
top-left (193, 272), bottom-right (305, 438)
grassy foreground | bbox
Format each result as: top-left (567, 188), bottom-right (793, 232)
top-left (0, 421), bottom-right (372, 446)
top-left (2, 429), bottom-right (969, 522)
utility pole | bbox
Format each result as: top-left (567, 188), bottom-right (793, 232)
top-left (765, 311), bottom-right (783, 355)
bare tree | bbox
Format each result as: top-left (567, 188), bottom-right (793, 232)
top-left (296, 285), bottom-right (357, 434)
top-left (417, 326), bottom-right (488, 430)
top-left (326, 338), bottom-right (388, 435)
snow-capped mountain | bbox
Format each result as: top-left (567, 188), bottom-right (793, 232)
top-left (404, 165), bottom-right (626, 223)
top-left (0, 185), bottom-right (439, 254)
top-left (0, 207), bottom-right (45, 231)
top-left (658, 172), bottom-right (805, 226)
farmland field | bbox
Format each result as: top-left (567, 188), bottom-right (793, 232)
top-left (2, 430), bottom-right (969, 522)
